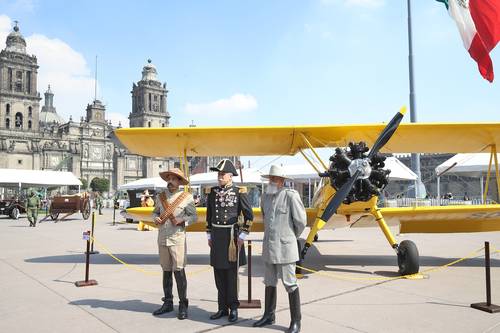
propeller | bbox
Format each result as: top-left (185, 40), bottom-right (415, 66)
top-left (318, 106), bottom-right (406, 224)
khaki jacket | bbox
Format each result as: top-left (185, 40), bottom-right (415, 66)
top-left (152, 190), bottom-right (197, 247)
top-left (261, 188), bottom-right (307, 264)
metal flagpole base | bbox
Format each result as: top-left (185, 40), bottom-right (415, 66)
top-left (75, 280), bottom-right (98, 287)
top-left (471, 302), bottom-right (500, 313)
top-left (239, 299), bottom-right (261, 308)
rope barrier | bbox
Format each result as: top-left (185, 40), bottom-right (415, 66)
top-left (296, 246), bottom-right (487, 282)
top-left (89, 235), bottom-right (497, 283)
top-left (90, 236), bottom-right (211, 277)
top-left (247, 242), bottom-right (490, 282)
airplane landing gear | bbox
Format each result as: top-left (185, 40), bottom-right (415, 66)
top-left (397, 240), bottom-right (420, 275)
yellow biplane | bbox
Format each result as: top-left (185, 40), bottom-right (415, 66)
top-left (113, 108), bottom-right (500, 276)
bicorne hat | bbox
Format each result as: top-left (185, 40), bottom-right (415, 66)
top-left (209, 159), bottom-right (239, 176)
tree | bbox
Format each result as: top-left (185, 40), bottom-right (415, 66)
top-left (80, 178), bottom-right (88, 190)
top-left (90, 177), bottom-right (110, 193)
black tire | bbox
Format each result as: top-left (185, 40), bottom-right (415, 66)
top-left (50, 212), bottom-right (59, 220)
top-left (397, 240), bottom-right (419, 275)
top-left (10, 207), bottom-right (20, 220)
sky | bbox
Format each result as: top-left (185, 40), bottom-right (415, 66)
top-left (0, 0), bottom-right (499, 169)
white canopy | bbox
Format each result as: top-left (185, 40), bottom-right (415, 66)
top-left (279, 157), bottom-right (417, 181)
top-left (117, 177), bottom-right (168, 191)
top-left (190, 168), bottom-right (264, 186)
top-left (0, 169), bottom-right (82, 188)
top-left (435, 153), bottom-right (500, 177)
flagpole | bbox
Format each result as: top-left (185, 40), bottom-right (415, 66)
top-left (407, 0), bottom-right (422, 198)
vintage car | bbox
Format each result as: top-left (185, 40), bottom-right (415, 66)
top-left (49, 194), bottom-right (91, 221)
top-left (0, 198), bottom-right (26, 219)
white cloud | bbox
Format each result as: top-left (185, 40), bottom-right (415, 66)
top-left (0, 15), bottom-right (95, 123)
top-left (184, 93), bottom-right (258, 115)
top-left (106, 112), bottom-right (129, 128)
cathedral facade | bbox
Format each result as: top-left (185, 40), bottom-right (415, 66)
top-left (0, 24), bottom-right (172, 192)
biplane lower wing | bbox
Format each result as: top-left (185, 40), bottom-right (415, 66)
top-left (126, 204), bottom-right (500, 234)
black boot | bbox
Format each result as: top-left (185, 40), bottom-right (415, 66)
top-left (153, 271), bottom-right (173, 315)
top-left (228, 308), bottom-right (238, 322)
top-left (174, 269), bottom-right (188, 320)
top-left (210, 309), bottom-right (228, 320)
top-left (253, 286), bottom-right (276, 327)
top-left (287, 288), bottom-right (301, 333)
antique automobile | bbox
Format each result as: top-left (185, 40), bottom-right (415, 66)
top-left (0, 198), bottom-right (26, 219)
top-left (48, 193), bottom-right (91, 221)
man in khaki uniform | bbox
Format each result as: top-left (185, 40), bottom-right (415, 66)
top-left (152, 168), bottom-right (197, 320)
top-left (254, 165), bottom-right (306, 333)
top-left (26, 190), bottom-right (40, 227)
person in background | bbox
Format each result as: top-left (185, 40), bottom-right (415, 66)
top-left (26, 190), bottom-right (40, 227)
top-left (141, 189), bottom-right (155, 207)
top-left (95, 191), bottom-right (103, 215)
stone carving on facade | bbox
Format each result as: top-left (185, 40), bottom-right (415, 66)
top-left (83, 144), bottom-right (89, 158)
top-left (106, 145), bottom-right (112, 160)
top-left (91, 146), bottom-right (103, 160)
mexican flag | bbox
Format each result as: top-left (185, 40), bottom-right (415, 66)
top-left (437, 0), bottom-right (500, 82)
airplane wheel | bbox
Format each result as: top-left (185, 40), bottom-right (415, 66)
top-left (50, 212), bottom-right (59, 220)
top-left (397, 240), bottom-right (419, 275)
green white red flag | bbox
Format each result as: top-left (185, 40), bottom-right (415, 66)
top-left (437, 0), bottom-right (500, 82)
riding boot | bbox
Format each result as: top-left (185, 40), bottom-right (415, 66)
top-left (174, 269), bottom-right (188, 320)
top-left (287, 288), bottom-right (301, 333)
top-left (253, 286), bottom-right (277, 327)
top-left (153, 271), bottom-right (173, 315)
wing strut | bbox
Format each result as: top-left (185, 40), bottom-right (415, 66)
top-left (483, 145), bottom-right (500, 204)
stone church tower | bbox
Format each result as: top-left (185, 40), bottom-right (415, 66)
top-left (129, 59), bottom-right (170, 128)
top-left (0, 22), bottom-right (41, 132)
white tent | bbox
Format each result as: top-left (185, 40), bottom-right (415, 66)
top-left (435, 153), bottom-right (500, 200)
top-left (280, 157), bottom-right (417, 181)
top-left (0, 169), bottom-right (82, 188)
top-left (190, 168), bottom-right (264, 186)
top-left (118, 177), bottom-right (168, 191)
top-left (435, 153), bottom-right (500, 177)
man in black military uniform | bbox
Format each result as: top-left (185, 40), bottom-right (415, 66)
top-left (207, 159), bottom-right (253, 322)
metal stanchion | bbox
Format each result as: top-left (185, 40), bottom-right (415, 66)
top-left (112, 200), bottom-right (117, 226)
top-left (239, 240), bottom-right (261, 308)
top-left (471, 241), bottom-right (500, 313)
top-left (87, 211), bottom-right (99, 254)
top-left (75, 230), bottom-right (98, 287)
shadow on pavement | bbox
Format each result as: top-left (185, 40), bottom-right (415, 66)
top-left (69, 298), bottom-right (217, 324)
top-left (26, 253), bottom-right (210, 265)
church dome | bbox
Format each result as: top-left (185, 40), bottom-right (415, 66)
top-left (39, 110), bottom-right (65, 125)
top-left (141, 59), bottom-right (158, 81)
top-left (5, 22), bottom-right (26, 54)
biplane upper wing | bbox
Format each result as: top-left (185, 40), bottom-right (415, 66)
top-left (114, 123), bottom-right (500, 157)
top-left (126, 204), bottom-right (500, 233)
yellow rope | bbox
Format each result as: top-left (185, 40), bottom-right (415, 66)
top-left (90, 236), bottom-right (211, 277)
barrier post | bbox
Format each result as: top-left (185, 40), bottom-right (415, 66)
top-left (75, 231), bottom-right (98, 287)
top-left (239, 240), bottom-right (261, 308)
top-left (471, 242), bottom-right (500, 313)
top-left (87, 211), bottom-right (99, 254)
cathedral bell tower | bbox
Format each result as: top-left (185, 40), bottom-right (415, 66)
top-left (0, 22), bottom-right (41, 131)
top-left (129, 59), bottom-right (170, 128)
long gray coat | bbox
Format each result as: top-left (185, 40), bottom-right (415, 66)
top-left (261, 188), bottom-right (307, 264)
